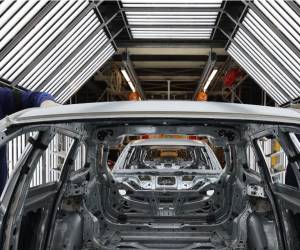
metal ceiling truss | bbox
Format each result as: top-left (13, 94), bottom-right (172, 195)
top-left (1, 0), bottom-right (299, 105)
top-left (116, 39), bottom-right (226, 48)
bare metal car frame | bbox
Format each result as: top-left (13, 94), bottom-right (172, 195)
top-left (0, 101), bottom-right (300, 250)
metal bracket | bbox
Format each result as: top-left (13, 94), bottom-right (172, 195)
top-left (65, 182), bottom-right (87, 197)
top-left (247, 185), bottom-right (266, 198)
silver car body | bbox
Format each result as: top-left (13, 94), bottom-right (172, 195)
top-left (0, 101), bottom-right (300, 250)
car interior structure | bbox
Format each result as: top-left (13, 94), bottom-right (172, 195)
top-left (0, 1), bottom-right (300, 250)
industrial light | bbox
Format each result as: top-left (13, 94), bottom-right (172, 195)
top-left (45, 31), bottom-right (107, 94)
top-left (0, 1), bottom-right (46, 51)
top-left (245, 11), bottom-right (300, 82)
top-left (254, 0), bottom-right (299, 49)
top-left (121, 69), bottom-right (136, 92)
top-left (119, 189), bottom-right (127, 196)
top-left (0, 2), bottom-right (88, 81)
top-left (234, 30), bottom-right (299, 99)
top-left (126, 12), bottom-right (219, 15)
top-left (19, 11), bottom-right (98, 89)
top-left (56, 44), bottom-right (114, 103)
top-left (229, 9), bottom-right (300, 102)
top-left (228, 44), bottom-right (288, 105)
top-left (121, 0), bottom-right (221, 39)
top-left (203, 69), bottom-right (218, 92)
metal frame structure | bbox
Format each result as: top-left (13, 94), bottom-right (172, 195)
top-left (2, 102), bottom-right (300, 249)
top-left (0, 0), bottom-right (299, 106)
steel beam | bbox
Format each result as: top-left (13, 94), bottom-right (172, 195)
top-left (167, 80), bottom-right (171, 100)
top-left (135, 68), bottom-right (203, 76)
top-left (116, 39), bottom-right (227, 48)
top-left (93, 3), bottom-right (119, 50)
top-left (211, 0), bottom-right (228, 39)
top-left (116, 0), bottom-right (133, 39)
top-left (114, 54), bottom-right (227, 62)
top-left (0, 78), bottom-right (23, 90)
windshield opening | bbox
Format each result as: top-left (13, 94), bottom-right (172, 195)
top-left (123, 145), bottom-right (218, 170)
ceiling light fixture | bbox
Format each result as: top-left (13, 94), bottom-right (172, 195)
top-left (121, 68), bottom-right (136, 92)
top-left (203, 69), bottom-right (218, 92)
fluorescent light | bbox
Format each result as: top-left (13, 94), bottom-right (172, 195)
top-left (245, 11), bottom-right (300, 82)
top-left (121, 69), bottom-right (131, 82)
top-left (131, 28), bottom-right (213, 31)
top-left (5, 1), bottom-right (87, 81)
top-left (228, 44), bottom-right (288, 104)
top-left (128, 21), bottom-right (215, 25)
top-left (127, 15), bottom-right (217, 19)
top-left (122, 0), bottom-right (222, 3)
top-left (0, 1), bottom-right (46, 51)
top-left (46, 31), bottom-right (107, 94)
top-left (57, 45), bottom-right (115, 102)
top-left (122, 4), bottom-right (221, 7)
top-left (203, 69), bottom-right (218, 91)
top-left (121, 69), bottom-right (136, 92)
top-left (122, 1), bottom-right (220, 40)
top-left (128, 81), bottom-right (136, 92)
top-left (21, 13), bottom-right (99, 89)
top-left (126, 11), bottom-right (219, 15)
top-left (234, 28), bottom-right (300, 99)
top-left (127, 18), bottom-right (216, 22)
top-left (254, 0), bottom-right (300, 49)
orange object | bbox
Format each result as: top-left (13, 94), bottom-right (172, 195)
top-left (196, 91), bottom-right (208, 101)
top-left (142, 134), bottom-right (149, 139)
top-left (128, 91), bottom-right (140, 101)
